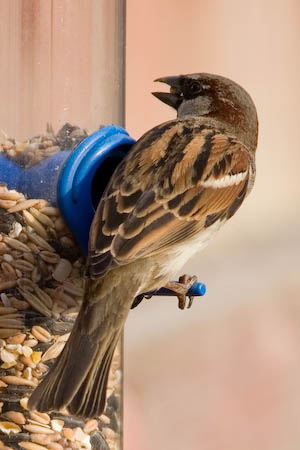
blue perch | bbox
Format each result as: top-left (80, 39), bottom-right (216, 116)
top-left (149, 282), bottom-right (206, 297)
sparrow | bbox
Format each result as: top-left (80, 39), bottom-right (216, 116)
top-left (28, 73), bottom-right (258, 418)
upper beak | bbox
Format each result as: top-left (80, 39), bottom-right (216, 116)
top-left (152, 76), bottom-right (182, 110)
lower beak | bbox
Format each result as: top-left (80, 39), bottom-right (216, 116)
top-left (152, 76), bottom-right (182, 110)
top-left (152, 91), bottom-right (181, 109)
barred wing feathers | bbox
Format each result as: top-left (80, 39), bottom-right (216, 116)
top-left (88, 119), bottom-right (253, 278)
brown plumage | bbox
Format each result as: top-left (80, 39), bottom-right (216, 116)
top-left (28, 73), bottom-right (258, 418)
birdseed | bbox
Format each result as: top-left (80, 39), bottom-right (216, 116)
top-left (0, 125), bottom-right (122, 450)
top-left (31, 326), bottom-right (51, 343)
top-left (4, 411), bottom-right (26, 425)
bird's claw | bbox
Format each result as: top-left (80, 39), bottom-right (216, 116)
top-left (131, 292), bottom-right (154, 309)
top-left (165, 274), bottom-right (198, 310)
top-left (131, 294), bottom-right (145, 309)
top-left (132, 275), bottom-right (198, 310)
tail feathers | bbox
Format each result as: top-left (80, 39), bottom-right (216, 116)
top-left (28, 273), bottom-right (139, 419)
top-left (28, 316), bottom-right (120, 418)
top-left (67, 333), bottom-right (119, 417)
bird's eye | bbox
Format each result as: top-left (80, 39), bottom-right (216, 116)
top-left (184, 79), bottom-right (204, 98)
top-left (189, 81), bottom-right (202, 92)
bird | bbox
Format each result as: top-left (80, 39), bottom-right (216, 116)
top-left (28, 73), bottom-right (258, 418)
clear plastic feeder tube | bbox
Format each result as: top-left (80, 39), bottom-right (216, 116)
top-left (0, 2), bottom-right (125, 449)
top-left (0, 0), bottom-right (125, 138)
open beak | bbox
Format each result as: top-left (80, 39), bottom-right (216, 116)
top-left (152, 76), bottom-right (183, 110)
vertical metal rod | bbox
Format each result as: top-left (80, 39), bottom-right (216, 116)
top-left (114, 3), bottom-right (126, 449)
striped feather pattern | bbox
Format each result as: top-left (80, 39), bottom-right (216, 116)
top-left (88, 118), bottom-right (253, 279)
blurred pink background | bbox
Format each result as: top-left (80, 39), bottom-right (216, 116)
top-left (124, 1), bottom-right (300, 449)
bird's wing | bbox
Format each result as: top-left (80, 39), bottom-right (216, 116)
top-left (88, 119), bottom-right (253, 278)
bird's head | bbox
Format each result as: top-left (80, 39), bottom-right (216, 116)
top-left (153, 73), bottom-right (258, 150)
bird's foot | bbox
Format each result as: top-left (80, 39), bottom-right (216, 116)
top-left (165, 274), bottom-right (198, 310)
top-left (132, 274), bottom-right (198, 309)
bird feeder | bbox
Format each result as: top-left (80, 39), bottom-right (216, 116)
top-left (0, 2), bottom-right (205, 450)
top-left (0, 3), bottom-right (125, 449)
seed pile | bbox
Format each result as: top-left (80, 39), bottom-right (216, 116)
top-left (0, 131), bottom-right (122, 450)
top-left (0, 124), bottom-right (88, 169)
